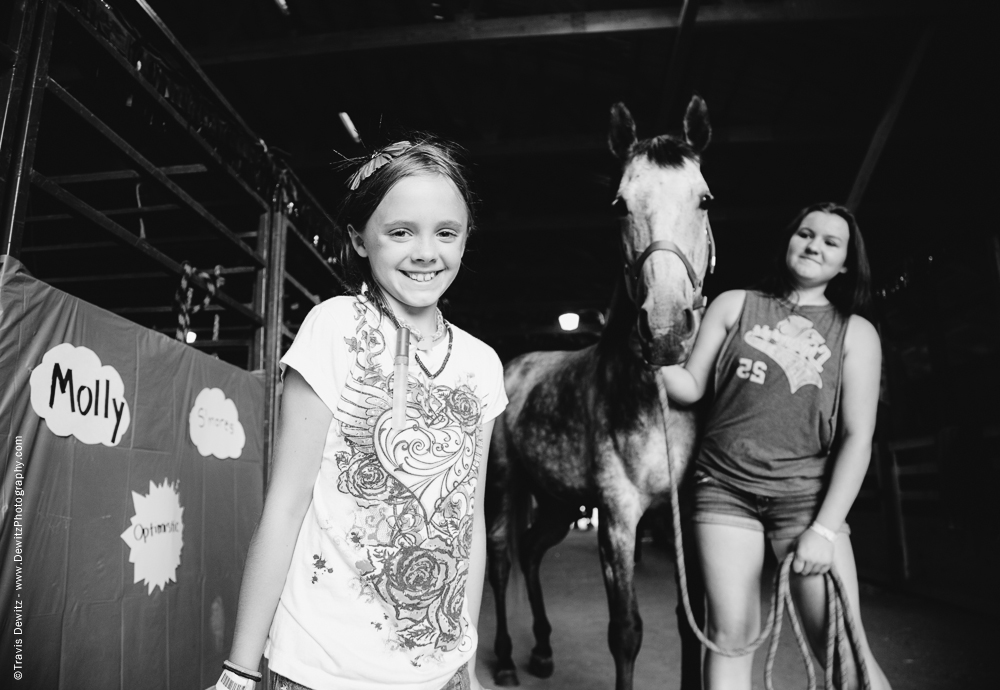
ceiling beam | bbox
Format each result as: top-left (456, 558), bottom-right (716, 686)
top-left (847, 26), bottom-right (933, 212)
top-left (47, 164), bottom-right (207, 185)
top-left (194, 1), bottom-right (925, 66)
top-left (656, 0), bottom-right (702, 132)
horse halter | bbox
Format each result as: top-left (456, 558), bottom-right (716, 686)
top-left (621, 217), bottom-right (716, 310)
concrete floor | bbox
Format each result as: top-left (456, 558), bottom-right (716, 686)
top-left (474, 529), bottom-right (990, 690)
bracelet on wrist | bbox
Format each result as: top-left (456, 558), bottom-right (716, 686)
top-left (218, 669), bottom-right (254, 690)
top-left (223, 660), bottom-right (262, 682)
top-left (808, 521), bottom-right (838, 544)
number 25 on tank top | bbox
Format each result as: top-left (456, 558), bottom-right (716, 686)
top-left (735, 357), bottom-right (768, 385)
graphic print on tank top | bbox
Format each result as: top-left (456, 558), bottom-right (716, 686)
top-left (332, 300), bottom-right (480, 663)
top-left (744, 313), bottom-right (832, 394)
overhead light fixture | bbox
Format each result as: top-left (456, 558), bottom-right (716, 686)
top-left (186, 331), bottom-right (198, 344)
top-left (338, 112), bottom-right (361, 143)
top-left (558, 313), bottom-right (580, 331)
top-left (273, 0), bottom-right (290, 15)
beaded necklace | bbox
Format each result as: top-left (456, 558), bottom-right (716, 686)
top-left (413, 326), bottom-right (453, 379)
top-left (407, 309), bottom-right (446, 349)
top-left (381, 305), bottom-right (453, 379)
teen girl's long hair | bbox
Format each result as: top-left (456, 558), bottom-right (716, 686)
top-left (758, 202), bottom-right (873, 319)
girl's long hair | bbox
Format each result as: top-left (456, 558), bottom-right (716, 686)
top-left (758, 202), bottom-right (873, 318)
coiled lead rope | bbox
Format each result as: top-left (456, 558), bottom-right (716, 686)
top-left (656, 371), bottom-right (871, 690)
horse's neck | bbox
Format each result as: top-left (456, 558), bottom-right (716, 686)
top-left (594, 281), bottom-right (660, 433)
top-left (598, 281), bottom-right (641, 357)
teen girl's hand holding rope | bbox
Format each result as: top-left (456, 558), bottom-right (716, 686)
top-left (215, 139), bottom-right (507, 690)
top-left (660, 203), bottom-right (891, 690)
top-left (791, 312), bottom-right (881, 581)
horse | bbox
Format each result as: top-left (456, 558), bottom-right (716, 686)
top-left (484, 95), bottom-right (714, 690)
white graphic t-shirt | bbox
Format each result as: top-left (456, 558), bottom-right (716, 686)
top-left (264, 295), bottom-right (508, 690)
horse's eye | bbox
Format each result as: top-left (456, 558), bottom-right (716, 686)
top-left (612, 198), bottom-right (628, 217)
top-left (699, 194), bottom-right (713, 211)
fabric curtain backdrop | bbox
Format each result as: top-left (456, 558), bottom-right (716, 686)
top-left (0, 256), bottom-right (265, 690)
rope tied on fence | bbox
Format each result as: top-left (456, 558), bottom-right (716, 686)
top-left (656, 371), bottom-right (872, 690)
top-left (175, 262), bottom-right (225, 342)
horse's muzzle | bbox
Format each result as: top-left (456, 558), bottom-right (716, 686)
top-left (637, 307), bottom-right (696, 366)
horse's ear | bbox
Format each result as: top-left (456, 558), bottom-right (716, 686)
top-left (609, 102), bottom-right (637, 160)
top-left (683, 95), bottom-right (711, 154)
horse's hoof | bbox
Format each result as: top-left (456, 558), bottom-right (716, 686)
top-left (528, 653), bottom-right (554, 678)
top-left (494, 668), bottom-right (520, 687)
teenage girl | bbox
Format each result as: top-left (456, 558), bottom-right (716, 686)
top-left (662, 203), bottom-right (892, 689)
top-left (215, 139), bottom-right (507, 690)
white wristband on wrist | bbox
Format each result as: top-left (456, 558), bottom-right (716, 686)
top-left (808, 521), bottom-right (838, 543)
top-left (217, 669), bottom-right (256, 690)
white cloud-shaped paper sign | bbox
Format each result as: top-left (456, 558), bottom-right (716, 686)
top-left (120, 479), bottom-right (185, 594)
top-left (29, 343), bottom-right (131, 446)
top-left (189, 387), bottom-right (246, 459)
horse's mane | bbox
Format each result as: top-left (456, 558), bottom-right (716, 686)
top-left (629, 134), bottom-right (700, 170)
top-left (594, 275), bottom-right (659, 437)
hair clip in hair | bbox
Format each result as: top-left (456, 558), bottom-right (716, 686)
top-left (346, 141), bottom-right (414, 190)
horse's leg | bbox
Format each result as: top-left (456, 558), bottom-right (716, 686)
top-left (520, 496), bottom-right (575, 679)
top-left (487, 517), bottom-right (518, 686)
top-left (597, 498), bottom-right (644, 690)
top-left (670, 429), bottom-right (704, 690)
top-left (676, 517), bottom-right (705, 690)
top-left (485, 437), bottom-right (519, 686)
top-left (634, 511), bottom-right (648, 564)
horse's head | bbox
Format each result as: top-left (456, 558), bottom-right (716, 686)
top-left (609, 96), bottom-right (714, 366)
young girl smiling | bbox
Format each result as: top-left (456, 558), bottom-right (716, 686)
top-left (216, 139), bottom-right (507, 690)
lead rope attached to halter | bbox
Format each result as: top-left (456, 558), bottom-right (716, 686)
top-left (655, 371), bottom-right (871, 690)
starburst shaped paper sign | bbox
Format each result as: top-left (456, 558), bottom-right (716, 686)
top-left (120, 479), bottom-right (185, 594)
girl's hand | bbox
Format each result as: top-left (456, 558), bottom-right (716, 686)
top-left (791, 528), bottom-right (835, 576)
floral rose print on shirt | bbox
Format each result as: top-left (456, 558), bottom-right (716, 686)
top-left (332, 303), bottom-right (484, 659)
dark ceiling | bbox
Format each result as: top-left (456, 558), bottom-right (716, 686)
top-left (9, 0), bottom-right (999, 431)
top-left (139, 0), bottom-right (997, 351)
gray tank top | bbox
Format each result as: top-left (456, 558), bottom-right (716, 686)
top-left (698, 290), bottom-right (849, 496)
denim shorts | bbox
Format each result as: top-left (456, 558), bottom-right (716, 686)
top-left (688, 468), bottom-right (850, 541)
top-left (270, 662), bottom-right (470, 690)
